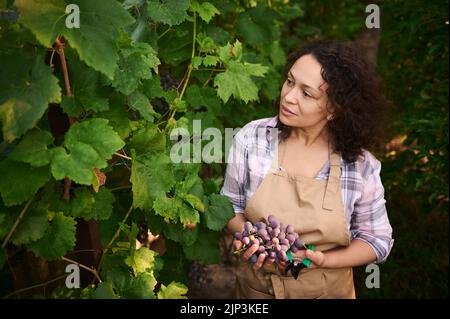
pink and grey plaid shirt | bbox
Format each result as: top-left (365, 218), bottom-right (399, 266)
top-left (220, 115), bottom-right (394, 263)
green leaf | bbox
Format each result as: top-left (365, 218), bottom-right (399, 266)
top-left (92, 281), bottom-right (118, 299)
top-left (125, 247), bottom-right (156, 276)
top-left (97, 95), bottom-right (132, 140)
top-left (203, 194), bottom-right (234, 231)
top-left (50, 145), bottom-right (98, 185)
top-left (50, 118), bottom-right (125, 185)
top-left (91, 188), bottom-right (115, 221)
top-left (130, 152), bottom-right (176, 210)
top-left (185, 85), bottom-right (221, 114)
top-left (190, 1), bottom-right (220, 24)
top-left (11, 207), bottom-right (49, 245)
top-left (65, 119), bottom-right (125, 166)
top-left (0, 53), bottom-right (61, 142)
top-left (9, 129), bottom-right (54, 167)
top-left (180, 193), bottom-right (205, 213)
top-left (60, 53), bottom-right (110, 117)
top-left (158, 23), bottom-right (192, 65)
top-left (109, 41), bottom-right (160, 95)
top-left (182, 227), bottom-right (220, 264)
top-left (165, 221), bottom-right (198, 246)
top-left (15, 0), bottom-right (135, 79)
top-left (121, 272), bottom-right (156, 299)
top-left (153, 196), bottom-right (182, 224)
top-left (28, 212), bottom-right (76, 261)
top-left (203, 55), bottom-right (220, 67)
top-left (157, 282), bottom-right (188, 299)
top-left (128, 123), bottom-right (166, 155)
top-left (128, 91), bottom-right (158, 123)
top-left (236, 5), bottom-right (280, 47)
top-left (147, 0), bottom-right (189, 26)
top-left (0, 160), bottom-right (50, 206)
top-left (214, 60), bottom-right (268, 103)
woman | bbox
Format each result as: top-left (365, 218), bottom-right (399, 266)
top-left (220, 40), bottom-right (394, 299)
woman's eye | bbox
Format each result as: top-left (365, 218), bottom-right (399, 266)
top-left (303, 91), bottom-right (311, 98)
top-left (286, 78), bottom-right (294, 85)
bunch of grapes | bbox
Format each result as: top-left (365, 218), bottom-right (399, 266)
top-left (234, 215), bottom-right (308, 265)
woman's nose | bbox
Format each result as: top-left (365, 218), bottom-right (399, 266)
top-left (284, 87), bottom-right (298, 104)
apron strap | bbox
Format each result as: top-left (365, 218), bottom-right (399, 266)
top-left (322, 151), bottom-right (342, 211)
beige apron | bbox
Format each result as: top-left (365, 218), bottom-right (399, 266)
top-left (236, 139), bottom-right (355, 299)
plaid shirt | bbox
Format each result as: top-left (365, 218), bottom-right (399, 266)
top-left (220, 115), bottom-right (394, 263)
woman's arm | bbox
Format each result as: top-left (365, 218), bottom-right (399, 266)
top-left (226, 213), bottom-right (246, 234)
top-left (303, 239), bottom-right (377, 268)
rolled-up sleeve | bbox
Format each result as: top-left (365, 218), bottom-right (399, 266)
top-left (220, 130), bottom-right (248, 214)
top-left (350, 157), bottom-right (394, 264)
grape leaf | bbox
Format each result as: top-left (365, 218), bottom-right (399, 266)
top-left (130, 152), bottom-right (176, 211)
top-left (28, 212), bottom-right (76, 261)
top-left (147, 0), bottom-right (189, 26)
top-left (97, 95), bottom-right (132, 140)
top-left (91, 188), bottom-right (115, 220)
top-left (125, 247), bottom-right (156, 276)
top-left (9, 129), bottom-right (54, 167)
top-left (0, 53), bottom-right (61, 142)
top-left (153, 196), bottom-right (182, 224)
top-left (64, 119), bottom-right (125, 167)
top-left (214, 60), bottom-right (268, 103)
top-left (11, 207), bottom-right (49, 245)
top-left (128, 91), bottom-right (159, 123)
top-left (190, 1), bottom-right (220, 24)
top-left (51, 119), bottom-right (125, 185)
top-left (0, 160), bottom-right (51, 206)
top-left (61, 52), bottom-right (110, 117)
top-left (185, 85), bottom-right (221, 114)
top-left (109, 41), bottom-right (160, 95)
top-left (182, 227), bottom-right (220, 264)
top-left (203, 55), bottom-right (220, 66)
top-left (237, 5), bottom-right (280, 47)
top-left (121, 272), bottom-right (156, 299)
top-left (92, 281), bottom-right (118, 299)
top-left (164, 221), bottom-right (198, 246)
top-left (50, 145), bottom-right (98, 185)
top-left (15, 0), bottom-right (135, 79)
top-left (203, 194), bottom-right (234, 231)
top-left (128, 123), bottom-right (166, 155)
top-left (157, 282), bottom-right (188, 299)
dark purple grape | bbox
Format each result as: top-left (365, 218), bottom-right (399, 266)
top-left (278, 232), bottom-right (286, 240)
top-left (280, 244), bottom-right (288, 252)
top-left (249, 254), bottom-right (258, 264)
top-left (234, 232), bottom-right (242, 240)
top-left (244, 221), bottom-right (253, 232)
top-left (280, 238), bottom-right (289, 246)
top-left (258, 228), bottom-right (268, 238)
top-left (286, 234), bottom-right (296, 244)
top-left (294, 238), bottom-right (305, 248)
top-left (291, 245), bottom-right (299, 253)
top-left (242, 237), bottom-right (250, 245)
top-left (258, 246), bottom-right (266, 253)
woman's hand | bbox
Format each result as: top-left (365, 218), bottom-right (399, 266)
top-left (278, 249), bottom-right (326, 272)
top-left (233, 239), bottom-right (276, 269)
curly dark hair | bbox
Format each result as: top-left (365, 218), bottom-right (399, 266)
top-left (277, 40), bottom-right (388, 163)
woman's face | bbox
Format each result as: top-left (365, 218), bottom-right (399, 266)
top-left (279, 54), bottom-right (331, 129)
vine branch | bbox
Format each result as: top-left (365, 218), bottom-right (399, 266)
top-left (55, 36), bottom-right (76, 201)
top-left (61, 256), bottom-right (102, 283)
top-left (1, 198), bottom-right (33, 249)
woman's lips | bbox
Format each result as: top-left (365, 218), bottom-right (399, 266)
top-left (281, 105), bottom-right (297, 116)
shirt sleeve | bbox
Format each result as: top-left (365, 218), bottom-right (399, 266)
top-left (220, 130), bottom-right (248, 214)
top-left (350, 155), bottom-right (394, 264)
